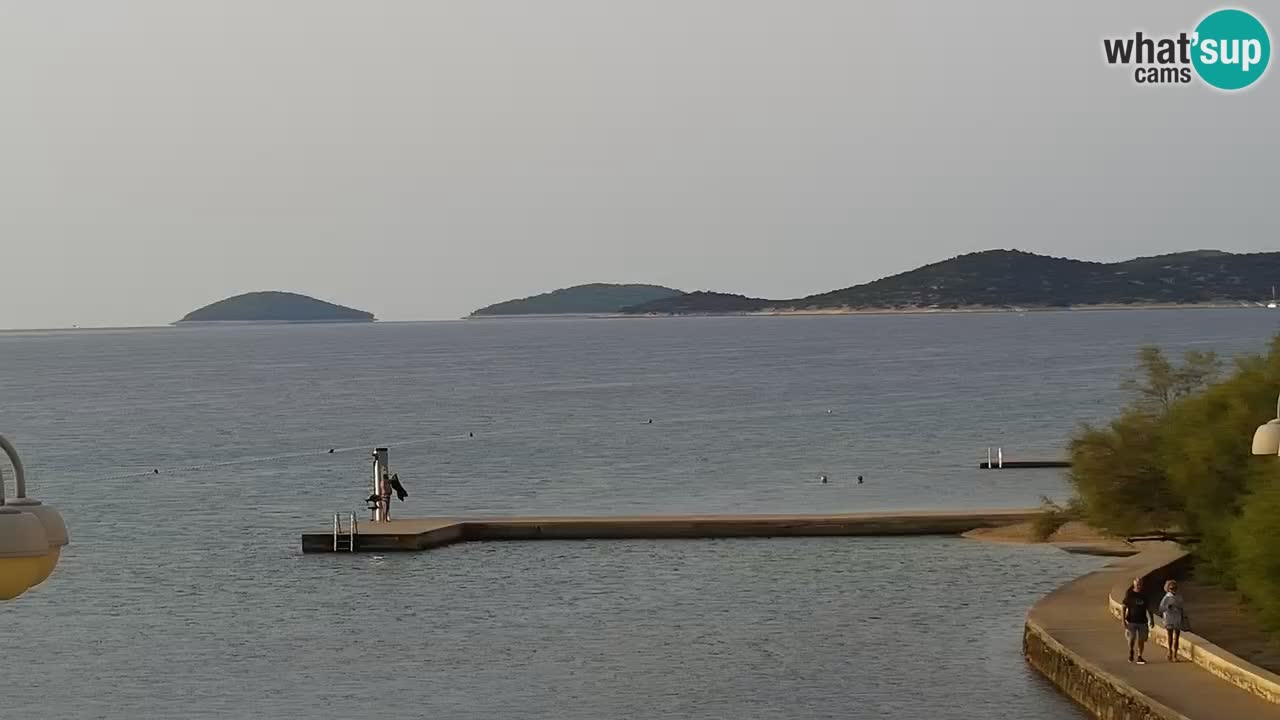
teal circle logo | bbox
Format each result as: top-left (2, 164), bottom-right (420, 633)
top-left (1192, 9), bottom-right (1271, 90)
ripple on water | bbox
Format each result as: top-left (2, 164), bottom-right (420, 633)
top-left (9, 536), bottom-right (1098, 719)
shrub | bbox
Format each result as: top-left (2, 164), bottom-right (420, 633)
top-left (1230, 463), bottom-right (1280, 628)
top-left (1069, 410), bottom-right (1176, 535)
top-left (1031, 496), bottom-right (1078, 542)
top-left (1067, 334), bottom-right (1280, 616)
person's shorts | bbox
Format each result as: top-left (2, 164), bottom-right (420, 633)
top-left (1126, 622), bottom-right (1149, 641)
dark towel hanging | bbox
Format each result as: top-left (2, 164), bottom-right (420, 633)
top-left (390, 473), bottom-right (408, 501)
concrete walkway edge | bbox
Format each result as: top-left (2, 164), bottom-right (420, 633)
top-left (1025, 613), bottom-right (1190, 720)
top-left (1104, 546), bottom-right (1280, 705)
top-left (1025, 542), bottom-right (1280, 719)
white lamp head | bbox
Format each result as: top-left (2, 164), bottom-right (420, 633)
top-left (0, 505), bottom-right (50, 600)
top-left (1253, 419), bottom-right (1280, 456)
top-left (4, 497), bottom-right (68, 586)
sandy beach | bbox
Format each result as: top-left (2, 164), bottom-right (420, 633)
top-left (963, 520), bottom-right (1136, 556)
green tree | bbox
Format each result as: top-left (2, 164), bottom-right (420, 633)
top-left (1232, 462), bottom-right (1280, 628)
top-left (1161, 351), bottom-right (1280, 582)
top-left (1121, 346), bottom-right (1221, 416)
top-left (1068, 347), bottom-right (1219, 535)
top-left (1069, 409), bottom-right (1176, 534)
top-left (1069, 334), bottom-right (1280, 620)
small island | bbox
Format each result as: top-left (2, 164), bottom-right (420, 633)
top-left (176, 291), bottom-right (375, 324)
top-left (470, 283), bottom-right (682, 316)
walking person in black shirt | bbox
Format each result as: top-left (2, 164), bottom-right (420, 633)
top-left (1123, 577), bottom-right (1156, 664)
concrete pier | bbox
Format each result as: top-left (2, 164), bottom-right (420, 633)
top-left (301, 508), bottom-right (1041, 553)
top-left (978, 460), bottom-right (1072, 469)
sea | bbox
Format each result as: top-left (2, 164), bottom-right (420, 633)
top-left (2, 308), bottom-right (1277, 719)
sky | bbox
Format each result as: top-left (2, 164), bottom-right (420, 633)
top-left (1, 1), bottom-right (1277, 328)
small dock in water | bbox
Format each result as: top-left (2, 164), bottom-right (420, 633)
top-left (978, 460), bottom-right (1071, 469)
top-left (978, 446), bottom-right (1071, 469)
top-left (301, 509), bottom-right (1042, 553)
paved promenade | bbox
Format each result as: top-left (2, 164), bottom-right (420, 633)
top-left (1028, 543), bottom-right (1280, 719)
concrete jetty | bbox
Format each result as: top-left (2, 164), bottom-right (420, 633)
top-left (301, 508), bottom-right (1041, 553)
top-left (978, 460), bottom-right (1071, 469)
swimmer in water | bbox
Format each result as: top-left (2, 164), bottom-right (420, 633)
top-left (820, 474), bottom-right (829, 484)
top-left (857, 475), bottom-right (864, 484)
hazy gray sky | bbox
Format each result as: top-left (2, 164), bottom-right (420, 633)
top-left (2, 1), bottom-right (1276, 328)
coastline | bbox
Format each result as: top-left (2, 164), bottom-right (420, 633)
top-left (170, 318), bottom-right (377, 326)
top-left (466, 303), bottom-right (1271, 320)
top-left (754, 302), bottom-right (1268, 317)
top-left (962, 520), bottom-right (1136, 557)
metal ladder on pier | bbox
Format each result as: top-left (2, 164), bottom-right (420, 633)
top-left (332, 512), bottom-right (358, 552)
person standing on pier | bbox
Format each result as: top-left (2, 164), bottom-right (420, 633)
top-left (378, 471), bottom-right (408, 521)
top-left (379, 471), bottom-right (394, 521)
top-left (1123, 577), bottom-right (1155, 664)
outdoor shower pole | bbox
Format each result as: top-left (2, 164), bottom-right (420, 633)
top-left (371, 450), bottom-right (381, 522)
top-left (372, 447), bottom-right (390, 522)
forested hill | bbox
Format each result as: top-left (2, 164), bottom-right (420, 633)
top-left (621, 250), bottom-right (1280, 314)
top-left (470, 283), bottom-right (681, 316)
top-left (177, 292), bottom-right (375, 323)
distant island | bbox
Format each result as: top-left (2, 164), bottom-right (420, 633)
top-left (470, 283), bottom-right (682, 316)
top-left (470, 250), bottom-right (1280, 317)
top-left (624, 249), bottom-right (1280, 315)
top-left (177, 291), bottom-right (375, 323)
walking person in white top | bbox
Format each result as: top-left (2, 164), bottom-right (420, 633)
top-left (1159, 579), bottom-right (1188, 662)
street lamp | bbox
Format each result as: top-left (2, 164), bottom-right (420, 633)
top-left (0, 435), bottom-right (68, 600)
top-left (1253, 393), bottom-right (1280, 456)
top-left (0, 504), bottom-right (47, 600)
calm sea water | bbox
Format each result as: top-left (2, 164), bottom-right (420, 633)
top-left (3, 309), bottom-right (1278, 718)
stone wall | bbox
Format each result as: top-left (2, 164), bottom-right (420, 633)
top-left (1023, 618), bottom-right (1188, 720)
